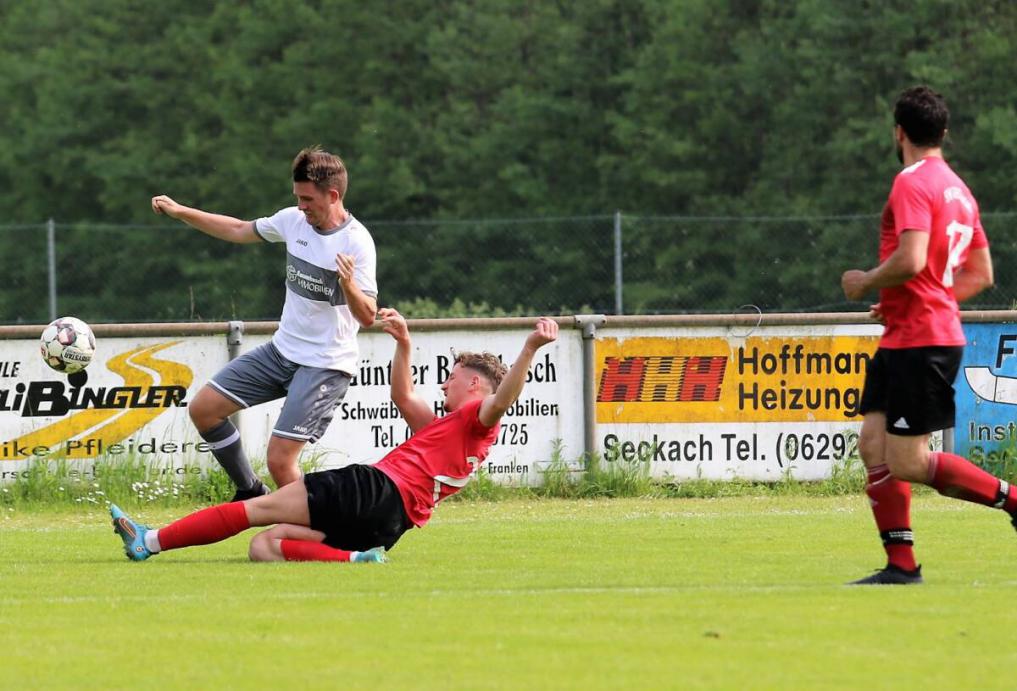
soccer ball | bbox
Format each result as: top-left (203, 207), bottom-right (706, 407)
top-left (40, 317), bottom-right (96, 374)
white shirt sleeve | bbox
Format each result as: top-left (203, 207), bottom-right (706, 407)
top-left (350, 229), bottom-right (378, 298)
top-left (254, 207), bottom-right (298, 243)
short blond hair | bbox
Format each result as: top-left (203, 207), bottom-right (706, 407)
top-left (455, 351), bottom-right (508, 391)
top-left (292, 146), bottom-right (348, 198)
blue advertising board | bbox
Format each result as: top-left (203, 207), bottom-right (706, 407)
top-left (956, 323), bottom-right (1017, 464)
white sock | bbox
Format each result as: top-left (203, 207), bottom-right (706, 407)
top-left (144, 529), bottom-right (162, 553)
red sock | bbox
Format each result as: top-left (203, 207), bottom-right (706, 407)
top-left (865, 464), bottom-right (917, 571)
top-left (927, 452), bottom-right (1017, 512)
top-left (158, 502), bottom-right (250, 551)
top-left (280, 539), bottom-right (353, 562)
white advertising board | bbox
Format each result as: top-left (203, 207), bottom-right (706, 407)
top-left (4, 317), bottom-right (950, 485)
top-left (237, 329), bottom-right (584, 485)
top-left (0, 336), bottom-right (224, 481)
top-left (0, 326), bottom-right (582, 487)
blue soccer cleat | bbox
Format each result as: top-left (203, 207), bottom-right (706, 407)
top-left (351, 547), bottom-right (388, 564)
top-left (110, 504), bottom-right (152, 561)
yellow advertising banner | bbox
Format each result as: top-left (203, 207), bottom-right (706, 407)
top-left (1, 341), bottom-right (194, 460)
top-left (595, 335), bottom-right (879, 423)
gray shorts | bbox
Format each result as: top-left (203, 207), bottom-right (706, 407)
top-left (209, 342), bottom-right (351, 443)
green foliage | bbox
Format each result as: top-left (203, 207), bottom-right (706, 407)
top-left (2, 1), bottom-right (1017, 320)
top-left (392, 297), bottom-right (513, 319)
top-left (0, 455), bottom-right (274, 508)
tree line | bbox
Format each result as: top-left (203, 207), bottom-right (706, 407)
top-left (1, 0), bottom-right (1015, 321)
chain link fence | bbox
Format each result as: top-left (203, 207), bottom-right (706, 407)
top-left (2, 213), bottom-right (1015, 324)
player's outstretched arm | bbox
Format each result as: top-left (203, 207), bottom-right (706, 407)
top-left (952, 246), bottom-right (994, 302)
top-left (479, 317), bottom-right (558, 428)
top-left (379, 308), bottom-right (436, 433)
top-left (151, 194), bottom-right (260, 244)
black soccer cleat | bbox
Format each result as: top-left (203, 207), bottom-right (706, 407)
top-left (848, 564), bottom-right (923, 585)
top-left (1010, 512), bottom-right (1017, 533)
top-left (230, 480), bottom-right (270, 503)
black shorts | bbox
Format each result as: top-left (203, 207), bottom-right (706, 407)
top-left (859, 346), bottom-right (963, 436)
top-left (303, 465), bottom-right (412, 551)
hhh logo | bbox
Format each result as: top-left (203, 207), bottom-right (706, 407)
top-left (597, 356), bottom-right (727, 403)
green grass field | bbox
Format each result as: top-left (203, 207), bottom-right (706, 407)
top-left (3, 494), bottom-right (1016, 690)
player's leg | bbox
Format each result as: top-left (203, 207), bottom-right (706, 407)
top-left (267, 365), bottom-right (352, 486)
top-left (188, 385), bottom-right (265, 498)
top-left (852, 412), bottom-right (920, 583)
top-left (192, 343), bottom-right (295, 500)
top-left (247, 523), bottom-right (386, 563)
top-left (849, 349), bottom-right (921, 585)
top-left (924, 449), bottom-right (1017, 519)
top-left (890, 346), bottom-right (1017, 519)
top-left (266, 435), bottom-right (306, 488)
top-left (111, 478), bottom-right (312, 561)
top-left (248, 523), bottom-right (327, 561)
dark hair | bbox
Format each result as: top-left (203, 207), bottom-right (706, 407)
top-left (455, 351), bottom-right (508, 391)
top-left (292, 146), bottom-right (348, 198)
top-left (893, 86), bottom-right (949, 148)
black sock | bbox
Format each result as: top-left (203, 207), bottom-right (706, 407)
top-left (199, 419), bottom-right (259, 490)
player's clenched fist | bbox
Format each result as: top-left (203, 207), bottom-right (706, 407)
top-left (526, 317), bottom-right (558, 350)
top-left (841, 269), bottom-right (868, 301)
top-left (151, 194), bottom-right (183, 218)
top-left (378, 308), bottom-right (410, 343)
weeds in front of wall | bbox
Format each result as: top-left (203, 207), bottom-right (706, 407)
top-left (22, 437), bottom-right (1017, 509)
top-left (969, 440), bottom-right (1017, 485)
top-left (0, 452), bottom-right (317, 512)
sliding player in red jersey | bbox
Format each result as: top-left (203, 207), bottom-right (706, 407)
top-left (111, 311), bottom-right (558, 563)
top-left (841, 86), bottom-right (1009, 585)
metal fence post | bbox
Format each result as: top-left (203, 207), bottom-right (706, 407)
top-left (47, 218), bottom-right (57, 321)
top-left (613, 210), bottom-right (623, 315)
top-left (575, 314), bottom-right (606, 464)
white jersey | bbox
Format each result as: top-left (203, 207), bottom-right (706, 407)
top-left (254, 207), bottom-right (377, 373)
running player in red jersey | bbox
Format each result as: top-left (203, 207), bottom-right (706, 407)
top-left (841, 85), bottom-right (1011, 585)
top-left (110, 310), bottom-right (559, 563)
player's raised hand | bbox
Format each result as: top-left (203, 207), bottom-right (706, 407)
top-left (378, 308), bottom-right (410, 343)
top-left (151, 194), bottom-right (183, 219)
top-left (336, 253), bottom-right (356, 285)
top-left (526, 317), bottom-right (558, 350)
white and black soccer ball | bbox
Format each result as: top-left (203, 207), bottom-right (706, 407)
top-left (40, 317), bottom-right (96, 374)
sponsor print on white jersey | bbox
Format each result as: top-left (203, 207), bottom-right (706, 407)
top-left (255, 207), bottom-right (377, 373)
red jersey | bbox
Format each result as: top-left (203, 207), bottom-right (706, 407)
top-left (373, 398), bottom-right (499, 527)
top-left (877, 156), bottom-right (988, 348)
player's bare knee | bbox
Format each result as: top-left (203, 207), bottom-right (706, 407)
top-left (187, 399), bottom-right (207, 428)
top-left (248, 532), bottom-right (280, 562)
top-left (187, 398), bottom-right (220, 432)
top-left (857, 434), bottom-right (882, 467)
top-left (884, 451), bottom-right (927, 483)
top-left (266, 457), bottom-right (299, 486)
top-left (248, 533), bottom-right (266, 561)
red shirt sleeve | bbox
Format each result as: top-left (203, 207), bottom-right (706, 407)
top-left (890, 174), bottom-right (934, 236)
top-left (463, 398), bottom-right (495, 437)
top-left (970, 199), bottom-right (989, 250)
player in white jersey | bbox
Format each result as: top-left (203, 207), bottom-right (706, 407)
top-left (151, 147), bottom-right (377, 500)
